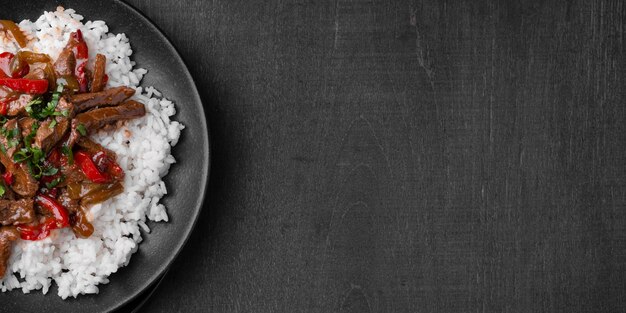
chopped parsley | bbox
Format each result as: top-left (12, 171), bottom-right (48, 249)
top-left (61, 145), bottom-right (73, 165)
top-left (23, 122), bottom-right (39, 148)
top-left (13, 146), bottom-right (47, 179)
top-left (0, 125), bottom-right (21, 151)
top-left (26, 83), bottom-right (68, 120)
top-left (1, 126), bottom-right (20, 149)
top-left (41, 166), bottom-right (59, 176)
top-left (76, 123), bottom-right (87, 136)
top-left (45, 176), bottom-right (63, 189)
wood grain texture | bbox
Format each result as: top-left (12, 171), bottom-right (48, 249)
top-left (121, 0), bottom-right (626, 312)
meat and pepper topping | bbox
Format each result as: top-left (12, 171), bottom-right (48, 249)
top-left (0, 26), bottom-right (145, 278)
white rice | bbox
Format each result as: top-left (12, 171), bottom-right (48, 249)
top-left (0, 7), bottom-right (183, 298)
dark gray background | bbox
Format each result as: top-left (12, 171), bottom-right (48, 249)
top-left (126, 0), bottom-right (625, 312)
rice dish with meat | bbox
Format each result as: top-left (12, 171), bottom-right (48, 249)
top-left (0, 7), bottom-right (183, 298)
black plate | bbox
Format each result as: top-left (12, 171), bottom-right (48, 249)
top-left (0, 1), bottom-right (209, 312)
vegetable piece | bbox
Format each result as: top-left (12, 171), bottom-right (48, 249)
top-left (93, 151), bottom-right (124, 181)
top-left (2, 172), bottom-right (13, 185)
top-left (25, 83), bottom-right (65, 120)
top-left (9, 54), bottom-right (29, 78)
top-left (70, 30), bottom-right (88, 59)
top-left (80, 181), bottom-right (123, 206)
top-left (74, 150), bottom-right (109, 183)
top-left (16, 217), bottom-right (56, 240)
top-left (0, 78), bottom-right (48, 94)
top-left (71, 206), bottom-right (93, 238)
top-left (16, 51), bottom-right (51, 64)
top-left (0, 100), bottom-right (9, 116)
top-left (76, 123), bottom-right (86, 136)
top-left (69, 30), bottom-right (89, 93)
top-left (76, 62), bottom-right (88, 93)
top-left (0, 52), bottom-right (13, 77)
top-left (0, 52), bottom-right (29, 78)
top-left (0, 20), bottom-right (27, 48)
top-left (35, 194), bottom-right (69, 228)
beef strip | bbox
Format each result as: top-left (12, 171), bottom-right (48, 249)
top-left (63, 100), bottom-right (144, 149)
top-left (90, 54), bottom-right (106, 93)
top-left (32, 97), bottom-right (75, 153)
top-left (59, 161), bottom-right (85, 187)
top-left (70, 86), bottom-right (135, 113)
top-left (7, 94), bottom-right (35, 117)
top-left (18, 117), bottom-right (37, 140)
top-left (0, 85), bottom-right (35, 118)
top-left (74, 100), bottom-right (145, 132)
top-left (34, 118), bottom-right (69, 153)
top-left (0, 136), bottom-right (39, 198)
top-left (53, 48), bottom-right (76, 77)
top-left (76, 136), bottom-right (116, 159)
top-left (0, 199), bottom-right (34, 225)
top-left (56, 96), bottom-right (76, 118)
top-left (10, 162), bottom-right (38, 198)
top-left (57, 188), bottom-right (79, 214)
top-left (0, 226), bottom-right (19, 278)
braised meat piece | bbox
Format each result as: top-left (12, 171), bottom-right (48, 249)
top-left (0, 227), bottom-right (19, 277)
top-left (76, 136), bottom-right (116, 159)
top-left (10, 162), bottom-right (39, 198)
top-left (18, 117), bottom-right (37, 140)
top-left (0, 199), bottom-right (34, 225)
top-left (70, 86), bottom-right (135, 112)
top-left (33, 118), bottom-right (69, 153)
top-left (90, 54), bottom-right (107, 93)
top-left (53, 48), bottom-right (76, 77)
top-left (7, 94), bottom-right (35, 117)
top-left (74, 100), bottom-right (145, 133)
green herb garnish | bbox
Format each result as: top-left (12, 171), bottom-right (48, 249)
top-left (13, 146), bottom-right (46, 179)
top-left (61, 145), bottom-right (73, 165)
top-left (45, 176), bottom-right (63, 189)
top-left (41, 166), bottom-right (59, 176)
top-left (76, 123), bottom-right (87, 136)
top-left (26, 83), bottom-right (66, 120)
top-left (23, 122), bottom-right (39, 148)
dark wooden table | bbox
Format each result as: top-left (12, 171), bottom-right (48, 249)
top-left (122, 0), bottom-right (626, 312)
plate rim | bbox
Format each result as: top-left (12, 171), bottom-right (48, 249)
top-left (108, 0), bottom-right (211, 311)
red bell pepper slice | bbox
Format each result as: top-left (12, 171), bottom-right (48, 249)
top-left (0, 78), bottom-right (48, 94)
top-left (0, 52), bottom-right (29, 78)
top-left (70, 30), bottom-right (89, 59)
top-left (76, 62), bottom-right (89, 93)
top-left (2, 171), bottom-right (13, 185)
top-left (0, 52), bottom-right (13, 77)
top-left (35, 194), bottom-right (70, 228)
top-left (17, 218), bottom-right (57, 241)
top-left (93, 151), bottom-right (125, 181)
top-left (69, 30), bottom-right (89, 92)
top-left (0, 99), bottom-right (10, 115)
top-left (75, 150), bottom-right (110, 183)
